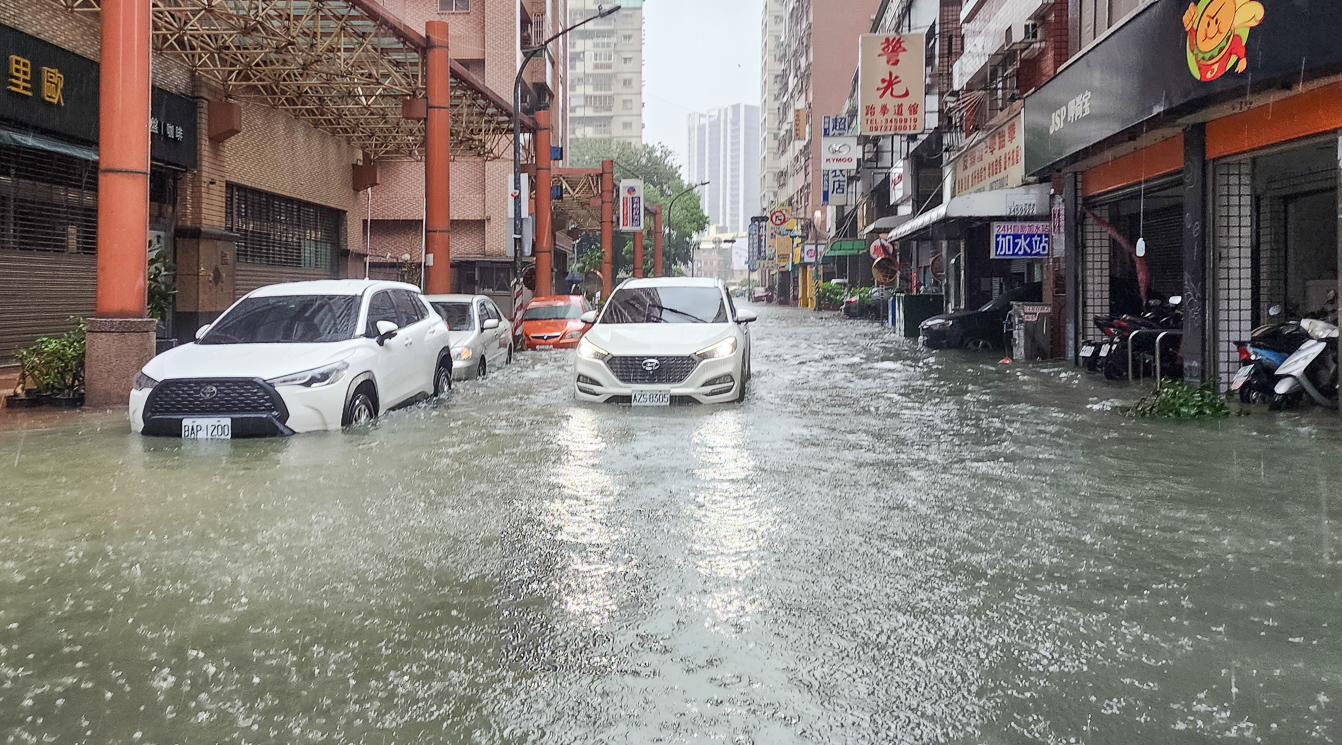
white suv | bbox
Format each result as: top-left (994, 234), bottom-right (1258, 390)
top-left (130, 280), bottom-right (452, 437)
top-left (574, 277), bottom-right (756, 405)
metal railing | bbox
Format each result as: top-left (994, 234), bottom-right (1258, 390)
top-left (1127, 329), bottom-right (1184, 390)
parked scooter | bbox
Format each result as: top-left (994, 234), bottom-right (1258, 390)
top-left (1271, 317), bottom-right (1339, 410)
top-left (1233, 291), bottom-right (1338, 405)
top-left (1089, 296), bottom-right (1184, 381)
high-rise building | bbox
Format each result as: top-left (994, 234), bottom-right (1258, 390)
top-left (687, 104), bottom-right (761, 233)
top-left (759, 0), bottom-right (786, 213)
top-left (567, 0), bottom-right (643, 143)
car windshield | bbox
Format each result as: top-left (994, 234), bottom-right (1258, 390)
top-left (601, 286), bottom-right (728, 324)
top-left (432, 302), bottom-right (475, 330)
top-left (978, 283), bottom-right (1042, 312)
top-left (200, 295), bottom-right (360, 344)
top-left (523, 304), bottom-right (583, 321)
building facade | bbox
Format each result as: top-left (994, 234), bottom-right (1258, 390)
top-left (566, 0), bottom-right (642, 143)
top-left (687, 104), bottom-right (760, 234)
top-left (759, 0), bottom-right (786, 213)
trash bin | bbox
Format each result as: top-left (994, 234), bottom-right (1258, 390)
top-left (1009, 302), bottom-right (1053, 360)
top-left (891, 293), bottom-right (945, 338)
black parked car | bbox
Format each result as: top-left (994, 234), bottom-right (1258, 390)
top-left (919, 282), bottom-right (1043, 350)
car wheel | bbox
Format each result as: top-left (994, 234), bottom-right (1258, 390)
top-left (506, 345), bottom-right (513, 365)
top-left (734, 374), bottom-right (749, 403)
top-left (477, 357), bottom-right (487, 380)
top-left (965, 337), bottom-right (993, 352)
top-left (343, 386), bottom-right (377, 427)
top-left (434, 360), bottom-right (453, 397)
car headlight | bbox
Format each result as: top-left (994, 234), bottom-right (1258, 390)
top-left (266, 360), bottom-right (349, 388)
top-left (921, 319), bottom-right (952, 330)
top-left (453, 347), bottom-right (472, 360)
top-left (564, 330), bottom-right (584, 340)
top-left (132, 371), bottom-right (158, 391)
top-left (576, 337), bottom-right (610, 361)
top-left (694, 337), bottom-right (738, 361)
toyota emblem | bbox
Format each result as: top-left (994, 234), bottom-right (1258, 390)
top-left (641, 358), bottom-right (661, 372)
top-left (199, 385), bottom-right (218, 400)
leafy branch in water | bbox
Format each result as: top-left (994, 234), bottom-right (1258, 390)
top-left (1127, 380), bottom-right (1232, 419)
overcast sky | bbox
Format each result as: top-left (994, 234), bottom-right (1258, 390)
top-left (642, 0), bottom-right (765, 170)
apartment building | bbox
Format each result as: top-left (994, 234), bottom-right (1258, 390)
top-left (687, 104), bottom-right (761, 233)
top-left (566, 0), bottom-right (643, 143)
top-left (759, 0), bottom-right (785, 212)
top-left (366, 0), bottom-right (568, 302)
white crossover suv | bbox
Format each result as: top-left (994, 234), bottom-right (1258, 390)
top-left (130, 280), bottom-right (452, 437)
top-left (574, 277), bottom-right (756, 405)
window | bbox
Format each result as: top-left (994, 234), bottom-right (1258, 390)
top-left (589, 95), bottom-right (614, 112)
top-left (622, 122), bottom-right (633, 131)
top-left (601, 287), bottom-right (727, 324)
top-left (438, 0), bottom-right (468, 11)
top-left (622, 78), bottom-right (632, 88)
top-left (621, 55), bottom-right (633, 65)
top-left (431, 302), bottom-right (474, 330)
top-left (226, 184), bottom-right (343, 271)
top-left (201, 295), bottom-right (361, 345)
top-left (622, 99), bottom-right (633, 110)
top-left (621, 34), bottom-right (634, 43)
top-left (392, 290), bottom-right (427, 327)
top-left (365, 292), bottom-right (399, 337)
top-left (0, 142), bottom-right (98, 255)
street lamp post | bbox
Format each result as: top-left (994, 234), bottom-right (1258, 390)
top-left (666, 180), bottom-right (708, 277)
top-left (512, 5), bottom-right (621, 282)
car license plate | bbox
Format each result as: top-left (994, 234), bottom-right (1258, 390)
top-left (182, 418), bottom-right (231, 439)
top-left (1098, 343), bottom-right (1112, 358)
top-left (1230, 366), bottom-right (1252, 391)
top-left (1080, 344), bottom-right (1096, 358)
top-left (536, 344), bottom-right (554, 350)
top-left (631, 390), bottom-right (671, 407)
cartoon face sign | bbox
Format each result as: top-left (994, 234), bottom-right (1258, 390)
top-left (1183, 0), bottom-right (1264, 81)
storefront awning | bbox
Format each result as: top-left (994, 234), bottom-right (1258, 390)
top-left (0, 125), bottom-right (99, 161)
top-left (887, 184), bottom-right (1052, 242)
top-left (59, 0), bottom-right (532, 160)
top-left (861, 215), bottom-right (912, 236)
top-left (826, 239), bottom-right (868, 256)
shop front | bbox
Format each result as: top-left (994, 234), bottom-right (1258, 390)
top-left (0, 23), bottom-right (197, 363)
top-left (1024, 0), bottom-right (1342, 382)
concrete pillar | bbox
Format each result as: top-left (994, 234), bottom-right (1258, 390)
top-left (534, 109), bottom-right (553, 297)
top-left (653, 205), bottom-right (664, 277)
top-left (1064, 172), bottom-right (1079, 364)
top-left (600, 160), bottom-right (614, 299)
top-left (1182, 123), bottom-right (1207, 382)
top-left (424, 21), bottom-right (452, 295)
top-left (87, 0), bottom-right (154, 407)
top-left (633, 230), bottom-right (644, 278)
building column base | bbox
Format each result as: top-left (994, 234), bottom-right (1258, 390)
top-left (85, 318), bottom-right (157, 408)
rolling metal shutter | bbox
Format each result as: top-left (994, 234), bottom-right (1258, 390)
top-left (0, 141), bottom-right (98, 364)
top-left (226, 184), bottom-right (343, 298)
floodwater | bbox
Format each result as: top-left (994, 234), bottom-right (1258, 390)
top-left (2, 305), bottom-right (1339, 744)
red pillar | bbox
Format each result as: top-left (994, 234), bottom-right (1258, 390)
top-left (600, 160), bottom-right (614, 299)
top-left (86, 0), bottom-right (155, 408)
top-left (424, 21), bottom-right (452, 295)
top-left (653, 205), bottom-right (664, 277)
top-left (632, 230), bottom-right (644, 278)
top-left (534, 109), bottom-right (553, 297)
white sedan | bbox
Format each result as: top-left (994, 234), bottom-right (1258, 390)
top-left (424, 294), bottom-right (514, 380)
top-left (130, 280), bottom-right (452, 437)
top-left (574, 277), bottom-right (755, 405)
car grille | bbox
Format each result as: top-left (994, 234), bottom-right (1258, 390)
top-left (606, 356), bottom-right (698, 385)
top-left (146, 379), bottom-right (285, 418)
top-left (530, 333), bottom-right (562, 341)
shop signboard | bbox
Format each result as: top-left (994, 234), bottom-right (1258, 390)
top-left (793, 108), bottom-right (807, 139)
top-left (859, 33), bottom-right (925, 135)
top-left (991, 222), bottom-right (1051, 259)
top-left (1024, 0), bottom-right (1342, 174)
top-left (953, 112), bottom-right (1024, 197)
top-left (618, 179), bottom-right (643, 232)
top-left (821, 115), bottom-right (850, 138)
top-left (890, 160), bottom-right (911, 205)
top-left (820, 137), bottom-right (859, 171)
top-left (800, 243), bottom-right (821, 264)
top-left (1050, 195), bottom-right (1066, 257)
top-left (821, 169), bottom-right (847, 206)
top-left (1, 25), bottom-right (198, 168)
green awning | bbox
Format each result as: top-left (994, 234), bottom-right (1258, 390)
top-left (826, 239), bottom-right (867, 257)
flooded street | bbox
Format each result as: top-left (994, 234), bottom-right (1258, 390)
top-left (2, 304), bottom-right (1340, 744)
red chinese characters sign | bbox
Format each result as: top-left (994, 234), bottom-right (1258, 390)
top-left (859, 33), bottom-right (925, 135)
top-left (953, 112), bottom-right (1025, 197)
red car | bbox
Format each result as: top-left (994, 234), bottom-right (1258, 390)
top-left (520, 295), bottom-right (593, 350)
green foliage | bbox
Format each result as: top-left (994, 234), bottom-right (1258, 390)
top-left (147, 247), bottom-right (175, 322)
top-left (816, 282), bottom-right (847, 307)
top-left (1128, 380), bottom-right (1231, 419)
top-left (15, 319), bottom-right (86, 396)
top-left (567, 138), bottom-right (709, 272)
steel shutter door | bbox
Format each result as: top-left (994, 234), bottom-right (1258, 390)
top-left (0, 251), bottom-right (96, 364)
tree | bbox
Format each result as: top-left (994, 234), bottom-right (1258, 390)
top-left (567, 139), bottom-right (709, 277)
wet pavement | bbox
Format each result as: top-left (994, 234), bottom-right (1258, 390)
top-left (2, 304), bottom-right (1340, 744)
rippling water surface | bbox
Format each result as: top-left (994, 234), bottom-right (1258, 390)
top-left (2, 305), bottom-right (1339, 744)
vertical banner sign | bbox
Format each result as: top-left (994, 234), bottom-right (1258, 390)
top-left (859, 33), bottom-right (925, 135)
top-left (793, 108), bottom-right (808, 139)
top-left (1050, 195), bottom-right (1066, 257)
top-left (747, 221), bottom-right (759, 269)
top-left (821, 114), bottom-right (850, 138)
top-left (618, 179), bottom-right (643, 232)
top-left (991, 222), bottom-right (1051, 259)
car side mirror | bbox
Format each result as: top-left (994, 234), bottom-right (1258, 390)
top-left (195, 323), bottom-right (211, 340)
top-left (375, 320), bottom-right (399, 346)
top-left (580, 310), bottom-right (599, 324)
top-left (483, 318), bottom-right (501, 330)
top-left (736, 309), bottom-right (758, 324)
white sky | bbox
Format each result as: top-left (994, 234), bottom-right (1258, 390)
top-left (641, 0), bottom-right (766, 170)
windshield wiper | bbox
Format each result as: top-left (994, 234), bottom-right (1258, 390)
top-left (644, 303), bottom-right (710, 323)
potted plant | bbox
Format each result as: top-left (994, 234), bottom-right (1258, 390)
top-left (816, 281), bottom-right (846, 311)
top-left (148, 246), bottom-right (177, 354)
top-left (21, 320), bottom-right (86, 408)
top-left (5, 345), bottom-right (45, 408)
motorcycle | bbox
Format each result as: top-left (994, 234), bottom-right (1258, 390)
top-left (1233, 292), bottom-right (1338, 405)
top-left (1091, 297), bottom-right (1184, 381)
top-left (1271, 317), bottom-right (1339, 410)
